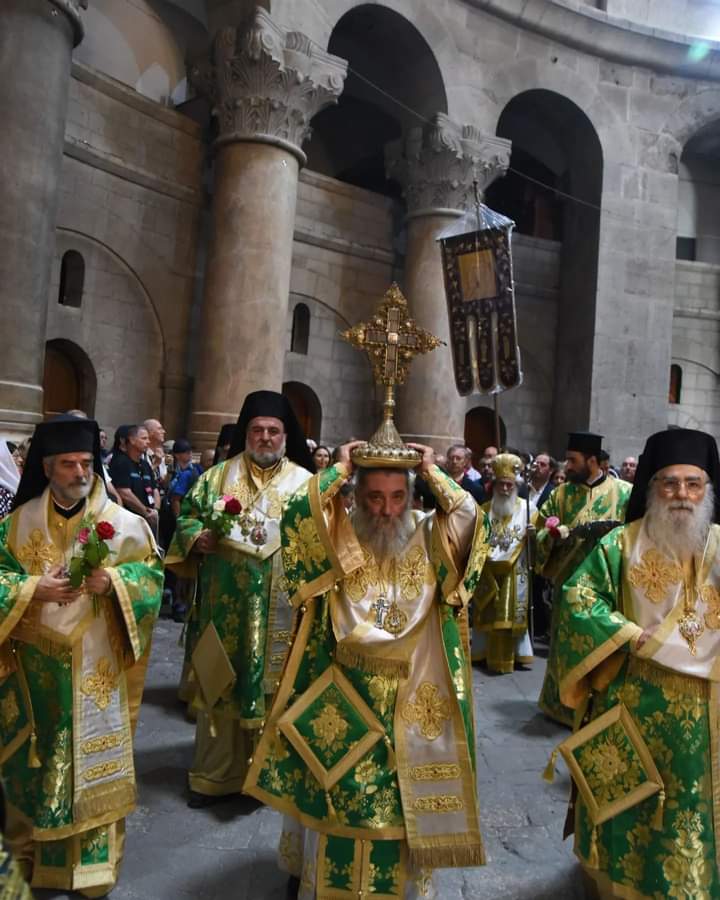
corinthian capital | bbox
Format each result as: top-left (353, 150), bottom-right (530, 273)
top-left (191, 8), bottom-right (347, 163)
top-left (49, 0), bottom-right (87, 46)
top-left (387, 113), bottom-right (511, 218)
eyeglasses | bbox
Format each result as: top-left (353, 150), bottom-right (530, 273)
top-left (655, 476), bottom-right (707, 496)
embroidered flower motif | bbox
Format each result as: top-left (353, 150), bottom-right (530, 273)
top-left (309, 703), bottom-right (349, 758)
top-left (401, 682), bottom-right (451, 741)
top-left (628, 549), bottom-right (682, 603)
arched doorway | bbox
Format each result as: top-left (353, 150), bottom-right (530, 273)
top-left (42, 339), bottom-right (97, 418)
top-left (282, 381), bottom-right (322, 441)
top-left (465, 407), bottom-right (506, 467)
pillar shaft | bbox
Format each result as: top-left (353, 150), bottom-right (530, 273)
top-left (0, 0), bottom-right (84, 436)
top-left (388, 114), bottom-right (511, 452)
top-left (189, 9), bottom-right (346, 447)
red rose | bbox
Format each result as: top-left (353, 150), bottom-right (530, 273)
top-left (224, 498), bottom-right (242, 516)
top-left (77, 527), bottom-right (90, 545)
top-left (96, 521), bottom-right (116, 540)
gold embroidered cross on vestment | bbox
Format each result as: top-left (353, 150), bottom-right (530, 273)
top-left (628, 549), bottom-right (683, 603)
top-left (81, 657), bottom-right (119, 710)
top-left (16, 529), bottom-right (62, 575)
top-left (401, 682), bottom-right (451, 741)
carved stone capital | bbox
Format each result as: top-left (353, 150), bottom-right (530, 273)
top-left (387, 113), bottom-right (512, 219)
top-left (191, 8), bottom-right (347, 163)
top-left (48, 0), bottom-right (87, 47)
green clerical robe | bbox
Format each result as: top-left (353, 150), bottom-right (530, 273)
top-left (554, 519), bottom-right (720, 899)
top-left (245, 464), bottom-right (490, 898)
top-left (0, 476), bottom-right (162, 896)
top-left (166, 452), bottom-right (311, 796)
top-left (536, 477), bottom-right (631, 725)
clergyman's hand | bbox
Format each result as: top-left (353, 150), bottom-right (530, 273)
top-left (335, 441), bottom-right (367, 476)
top-left (406, 443), bottom-right (435, 476)
top-left (195, 530), bottom-right (219, 554)
top-left (34, 565), bottom-right (82, 606)
top-left (85, 568), bottom-right (112, 596)
top-left (635, 625), bottom-right (658, 651)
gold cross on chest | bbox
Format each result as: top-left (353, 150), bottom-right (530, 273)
top-left (341, 284), bottom-right (442, 386)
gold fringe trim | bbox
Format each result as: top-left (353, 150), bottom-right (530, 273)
top-left (652, 789), bottom-right (665, 830)
top-left (543, 748), bottom-right (559, 783)
top-left (73, 778), bottom-right (136, 821)
top-left (28, 731), bottom-right (41, 768)
top-left (588, 826), bottom-right (599, 869)
top-left (408, 843), bottom-right (485, 869)
top-left (335, 643), bottom-right (409, 679)
top-left (628, 656), bottom-right (709, 700)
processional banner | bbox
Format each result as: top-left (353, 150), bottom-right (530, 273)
top-left (438, 205), bottom-right (523, 396)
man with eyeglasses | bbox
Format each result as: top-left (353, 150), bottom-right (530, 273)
top-left (549, 428), bottom-right (720, 899)
top-left (535, 432), bottom-right (632, 725)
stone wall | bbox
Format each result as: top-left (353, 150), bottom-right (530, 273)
top-left (669, 261), bottom-right (720, 436)
top-left (49, 62), bottom-right (203, 436)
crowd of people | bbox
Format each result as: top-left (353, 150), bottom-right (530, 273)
top-left (0, 399), bottom-right (716, 900)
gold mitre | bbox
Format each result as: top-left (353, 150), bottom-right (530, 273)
top-left (492, 453), bottom-right (523, 480)
top-left (340, 283), bottom-right (442, 469)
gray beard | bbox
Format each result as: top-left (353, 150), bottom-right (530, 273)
top-left (51, 478), bottom-right (92, 506)
top-left (645, 488), bottom-right (714, 561)
top-left (352, 506), bottom-right (416, 563)
top-left (247, 440), bottom-right (286, 469)
top-left (491, 491), bottom-right (517, 520)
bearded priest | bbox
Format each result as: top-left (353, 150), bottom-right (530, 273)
top-left (551, 428), bottom-right (720, 898)
top-left (536, 432), bottom-right (632, 726)
top-left (166, 391), bottom-right (314, 807)
top-left (0, 415), bottom-right (162, 897)
top-left (245, 437), bottom-right (490, 899)
top-left (472, 453), bottom-right (535, 673)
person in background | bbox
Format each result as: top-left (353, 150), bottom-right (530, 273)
top-left (0, 440), bottom-right (20, 517)
top-left (551, 463), bottom-right (567, 486)
top-left (143, 418), bottom-right (168, 490)
top-left (311, 444), bottom-right (331, 470)
top-left (464, 446), bottom-right (482, 481)
top-left (213, 423), bottom-right (235, 465)
top-left (109, 424), bottom-right (160, 534)
top-left (446, 443), bottom-right (486, 503)
top-left (528, 452), bottom-right (554, 509)
top-left (99, 428), bottom-right (110, 462)
top-left (620, 455), bottom-right (638, 483)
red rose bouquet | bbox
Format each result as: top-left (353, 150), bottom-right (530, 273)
top-left (205, 495), bottom-right (242, 537)
top-left (69, 518), bottom-right (116, 589)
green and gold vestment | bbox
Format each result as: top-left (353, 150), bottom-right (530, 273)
top-left (536, 477), bottom-right (631, 725)
top-left (555, 519), bottom-right (720, 899)
top-left (0, 476), bottom-right (162, 895)
top-left (246, 464), bottom-right (490, 898)
top-left (166, 452), bottom-right (311, 795)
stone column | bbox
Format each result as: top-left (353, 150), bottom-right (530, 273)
top-left (189, 10), bottom-right (346, 447)
top-left (387, 115), bottom-right (511, 451)
top-left (0, 0), bottom-right (85, 438)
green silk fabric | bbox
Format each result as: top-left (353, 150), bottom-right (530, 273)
top-left (558, 528), bottom-right (719, 899)
top-left (537, 479), bottom-right (631, 725)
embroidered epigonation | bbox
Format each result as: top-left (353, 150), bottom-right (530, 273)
top-left (401, 682), bottom-right (451, 741)
top-left (413, 794), bottom-right (464, 813)
top-left (81, 732), bottom-right (124, 755)
top-left (83, 760), bottom-right (123, 782)
top-left (409, 763), bottom-right (461, 781)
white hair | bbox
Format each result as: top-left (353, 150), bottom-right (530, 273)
top-left (645, 480), bottom-right (714, 561)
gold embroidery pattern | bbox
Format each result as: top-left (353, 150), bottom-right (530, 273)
top-left (367, 674), bottom-right (397, 719)
top-left (16, 529), bottom-right (62, 575)
top-left (278, 829), bottom-right (302, 878)
top-left (81, 658), bottom-right (119, 711)
top-left (228, 479), bottom-right (254, 510)
top-left (401, 682), bottom-right (451, 741)
top-left (409, 763), bottom-right (461, 781)
top-left (344, 549), bottom-right (379, 602)
top-left (413, 794), bottom-right (464, 813)
top-left (628, 549), bottom-right (682, 603)
top-left (662, 810), bottom-right (712, 900)
top-left (353, 758), bottom-right (380, 795)
top-left (416, 869), bottom-right (434, 897)
top-left (81, 733), bottom-right (124, 755)
top-left (397, 545), bottom-right (429, 601)
top-left (309, 702), bottom-right (349, 761)
top-left (282, 514), bottom-right (326, 572)
top-left (701, 584), bottom-right (720, 630)
top-left (0, 691), bottom-right (19, 729)
top-left (83, 760), bottom-right (123, 782)
top-left (576, 722), bottom-right (643, 806)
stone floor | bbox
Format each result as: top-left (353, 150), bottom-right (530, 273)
top-left (37, 620), bottom-right (586, 900)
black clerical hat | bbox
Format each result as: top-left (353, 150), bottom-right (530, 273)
top-left (626, 428), bottom-right (720, 523)
top-left (567, 432), bottom-right (603, 457)
top-left (228, 391), bottom-right (315, 472)
top-left (212, 423), bottom-right (235, 465)
top-left (13, 415), bottom-right (105, 510)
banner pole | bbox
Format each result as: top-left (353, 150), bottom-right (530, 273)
top-left (493, 393), bottom-right (501, 448)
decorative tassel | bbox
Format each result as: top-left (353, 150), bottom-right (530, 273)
top-left (28, 732), bottom-right (41, 769)
top-left (383, 735), bottom-right (396, 769)
top-left (543, 749), bottom-right (559, 783)
top-left (652, 789), bottom-right (665, 830)
top-left (208, 713), bottom-right (217, 739)
top-left (325, 791), bottom-right (337, 822)
top-left (587, 826), bottom-right (599, 869)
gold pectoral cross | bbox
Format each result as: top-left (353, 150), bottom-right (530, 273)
top-left (371, 592), bottom-right (407, 637)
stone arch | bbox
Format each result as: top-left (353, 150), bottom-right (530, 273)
top-left (42, 339), bottom-right (97, 418)
top-left (465, 406), bottom-right (506, 461)
top-left (661, 90), bottom-right (720, 159)
top-left (305, 4), bottom-right (447, 196)
top-left (282, 381), bottom-right (322, 441)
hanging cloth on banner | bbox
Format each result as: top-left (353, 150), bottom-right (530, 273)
top-left (438, 205), bottom-right (523, 396)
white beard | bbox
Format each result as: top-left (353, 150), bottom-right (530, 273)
top-left (352, 506), bottom-right (416, 563)
top-left (491, 490), bottom-right (518, 520)
top-left (645, 487), bottom-right (714, 561)
top-left (247, 439), bottom-right (286, 469)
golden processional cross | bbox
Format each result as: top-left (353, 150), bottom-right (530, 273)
top-left (341, 283), bottom-right (442, 468)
